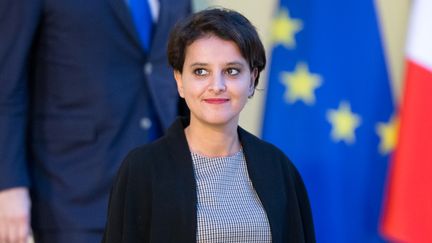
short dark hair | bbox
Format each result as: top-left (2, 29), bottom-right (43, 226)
top-left (167, 8), bottom-right (266, 89)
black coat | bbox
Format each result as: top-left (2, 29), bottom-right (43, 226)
top-left (103, 117), bottom-right (316, 243)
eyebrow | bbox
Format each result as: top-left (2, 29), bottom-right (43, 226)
top-left (226, 62), bottom-right (245, 67)
top-left (190, 62), bottom-right (207, 67)
top-left (189, 61), bottom-right (246, 67)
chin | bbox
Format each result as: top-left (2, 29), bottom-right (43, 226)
top-left (196, 113), bottom-right (239, 127)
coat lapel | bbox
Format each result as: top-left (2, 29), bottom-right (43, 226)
top-left (162, 117), bottom-right (197, 242)
top-left (239, 127), bottom-right (286, 242)
top-left (107, 0), bottom-right (143, 51)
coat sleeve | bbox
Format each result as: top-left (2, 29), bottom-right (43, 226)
top-left (101, 152), bottom-right (132, 243)
top-left (0, 0), bottom-right (42, 190)
top-left (102, 148), bottom-right (152, 243)
top-left (292, 165), bottom-right (316, 243)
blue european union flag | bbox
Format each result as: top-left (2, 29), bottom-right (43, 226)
top-left (262, 0), bottom-right (395, 242)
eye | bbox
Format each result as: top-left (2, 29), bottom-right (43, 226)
top-left (226, 68), bottom-right (240, 76)
top-left (193, 68), bottom-right (209, 76)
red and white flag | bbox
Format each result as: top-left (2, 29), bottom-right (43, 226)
top-left (381, 0), bottom-right (432, 242)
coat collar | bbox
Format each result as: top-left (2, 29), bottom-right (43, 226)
top-left (162, 117), bottom-right (284, 242)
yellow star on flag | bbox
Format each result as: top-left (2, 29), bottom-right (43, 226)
top-left (271, 9), bottom-right (303, 48)
top-left (280, 62), bottom-right (322, 105)
top-left (327, 101), bottom-right (362, 144)
top-left (376, 115), bottom-right (399, 155)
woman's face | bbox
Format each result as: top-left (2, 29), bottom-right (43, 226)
top-left (174, 35), bottom-right (256, 128)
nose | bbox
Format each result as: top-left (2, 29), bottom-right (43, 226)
top-left (209, 73), bottom-right (226, 93)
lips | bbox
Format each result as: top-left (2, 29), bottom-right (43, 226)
top-left (203, 98), bottom-right (229, 104)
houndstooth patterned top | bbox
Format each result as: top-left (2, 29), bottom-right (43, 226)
top-left (191, 150), bottom-right (272, 243)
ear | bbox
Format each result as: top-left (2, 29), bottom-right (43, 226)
top-left (249, 68), bottom-right (258, 97)
top-left (174, 70), bottom-right (184, 98)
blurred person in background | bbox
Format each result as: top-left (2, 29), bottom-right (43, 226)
top-left (102, 8), bottom-right (315, 243)
top-left (0, 0), bottom-right (190, 242)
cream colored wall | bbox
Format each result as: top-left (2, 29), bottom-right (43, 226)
top-left (193, 0), bottom-right (410, 136)
top-left (375, 0), bottom-right (411, 102)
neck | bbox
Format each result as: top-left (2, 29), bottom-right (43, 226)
top-left (185, 118), bottom-right (241, 157)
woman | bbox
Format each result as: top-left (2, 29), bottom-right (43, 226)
top-left (102, 8), bottom-right (315, 243)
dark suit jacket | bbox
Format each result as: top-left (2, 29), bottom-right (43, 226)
top-left (0, 0), bottom-right (190, 230)
top-left (102, 117), bottom-right (316, 243)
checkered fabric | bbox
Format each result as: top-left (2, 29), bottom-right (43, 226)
top-left (191, 150), bottom-right (272, 243)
